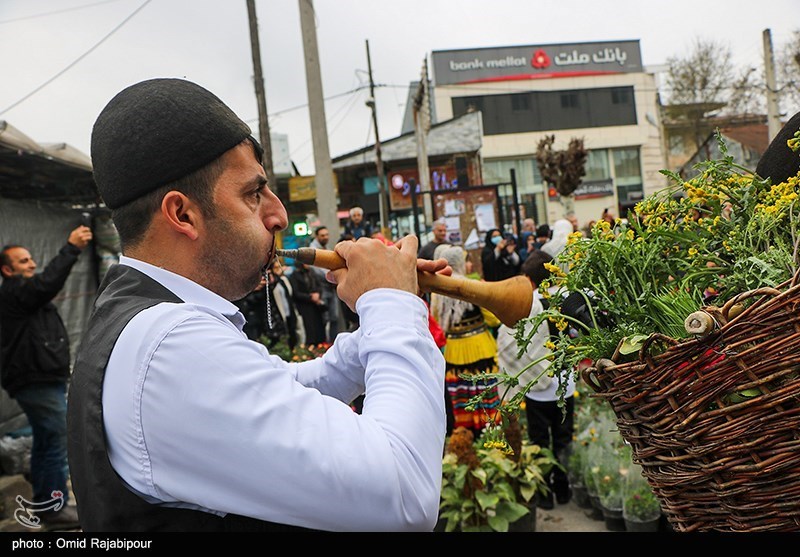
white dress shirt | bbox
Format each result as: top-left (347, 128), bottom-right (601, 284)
top-left (496, 289), bottom-right (576, 402)
top-left (103, 256), bottom-right (446, 531)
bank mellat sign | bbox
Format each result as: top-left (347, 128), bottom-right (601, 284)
top-left (432, 40), bottom-right (643, 85)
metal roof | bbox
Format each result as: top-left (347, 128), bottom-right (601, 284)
top-left (332, 110), bottom-right (482, 170)
top-left (0, 120), bottom-right (98, 205)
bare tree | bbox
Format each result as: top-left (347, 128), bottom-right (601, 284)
top-left (665, 37), bottom-right (735, 106)
top-left (535, 135), bottom-right (587, 217)
top-left (777, 29), bottom-right (800, 115)
top-left (727, 66), bottom-right (766, 115)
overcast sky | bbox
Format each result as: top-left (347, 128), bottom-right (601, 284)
top-left (0, 0), bottom-right (797, 175)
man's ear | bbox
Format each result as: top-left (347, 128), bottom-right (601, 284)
top-left (0, 265), bottom-right (11, 278)
top-left (161, 191), bottom-right (201, 241)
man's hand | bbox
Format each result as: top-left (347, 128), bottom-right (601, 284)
top-left (330, 236), bottom-right (419, 312)
top-left (68, 226), bottom-right (93, 250)
top-left (417, 255), bottom-right (452, 277)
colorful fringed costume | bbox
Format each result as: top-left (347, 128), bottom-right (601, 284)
top-left (431, 245), bottom-right (501, 438)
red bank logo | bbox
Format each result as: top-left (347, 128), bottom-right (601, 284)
top-left (531, 49), bottom-right (550, 69)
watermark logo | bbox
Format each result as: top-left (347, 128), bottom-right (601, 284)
top-left (14, 490), bottom-right (64, 529)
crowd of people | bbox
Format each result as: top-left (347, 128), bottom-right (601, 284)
top-left (244, 210), bottom-right (609, 512)
top-left (1, 76), bottom-right (797, 534)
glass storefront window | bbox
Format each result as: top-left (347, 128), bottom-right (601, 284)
top-left (483, 158), bottom-right (541, 187)
top-left (483, 158), bottom-right (545, 227)
top-left (612, 148), bottom-right (642, 186)
top-left (584, 149), bottom-right (610, 181)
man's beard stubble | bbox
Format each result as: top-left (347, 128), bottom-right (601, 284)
top-left (197, 215), bottom-right (269, 301)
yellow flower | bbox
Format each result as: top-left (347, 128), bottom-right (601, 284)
top-left (688, 247), bottom-right (698, 257)
top-left (545, 341), bottom-right (556, 350)
top-left (544, 262), bottom-right (565, 277)
top-left (483, 439), bottom-right (513, 455)
top-left (567, 231), bottom-right (583, 245)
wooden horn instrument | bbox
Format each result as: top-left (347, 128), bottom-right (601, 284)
top-left (275, 247), bottom-right (533, 328)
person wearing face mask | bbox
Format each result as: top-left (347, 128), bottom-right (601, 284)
top-left (480, 228), bottom-right (521, 282)
top-left (66, 78), bottom-right (449, 532)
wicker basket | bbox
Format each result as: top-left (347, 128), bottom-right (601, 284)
top-left (581, 279), bottom-right (800, 532)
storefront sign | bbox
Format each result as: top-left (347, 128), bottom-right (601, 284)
top-left (289, 174), bottom-right (339, 202)
top-left (389, 166), bottom-right (459, 210)
top-left (432, 40), bottom-right (642, 85)
top-left (547, 179), bottom-right (614, 200)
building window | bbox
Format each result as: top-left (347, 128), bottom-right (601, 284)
top-left (584, 149), bottom-right (610, 182)
top-left (451, 86), bottom-right (636, 135)
top-left (511, 93), bottom-right (530, 111)
top-left (611, 88), bottom-right (631, 105)
top-left (612, 148), bottom-right (642, 185)
top-left (483, 158), bottom-right (545, 226)
top-left (560, 92), bottom-right (579, 109)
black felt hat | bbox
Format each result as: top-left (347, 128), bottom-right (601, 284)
top-left (756, 111), bottom-right (800, 185)
top-left (91, 78), bottom-right (262, 210)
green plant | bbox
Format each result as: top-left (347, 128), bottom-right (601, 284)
top-left (512, 132), bottom-right (800, 408)
top-left (290, 342), bottom-right (331, 361)
top-left (623, 486), bottom-right (662, 522)
top-left (438, 418), bottom-right (559, 532)
top-left (595, 463), bottom-right (624, 510)
top-left (262, 338), bottom-right (331, 362)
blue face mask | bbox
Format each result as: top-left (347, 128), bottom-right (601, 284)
top-left (491, 235), bottom-right (502, 246)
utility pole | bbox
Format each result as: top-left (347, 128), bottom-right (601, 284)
top-left (365, 39), bottom-right (390, 235)
top-left (763, 28), bottom-right (782, 142)
top-left (298, 0), bottom-right (340, 241)
top-left (245, 0), bottom-right (276, 193)
top-left (413, 57), bottom-right (434, 226)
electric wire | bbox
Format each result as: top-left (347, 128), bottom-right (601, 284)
top-left (0, 0), bottom-right (153, 116)
top-left (0, 0), bottom-right (129, 25)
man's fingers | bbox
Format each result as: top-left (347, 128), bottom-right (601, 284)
top-left (416, 257), bottom-right (452, 276)
top-left (394, 234), bottom-right (419, 256)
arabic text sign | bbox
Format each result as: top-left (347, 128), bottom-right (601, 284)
top-left (432, 40), bottom-right (642, 85)
top-left (548, 179), bottom-right (614, 200)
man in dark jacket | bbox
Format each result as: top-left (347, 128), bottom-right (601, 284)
top-left (0, 225), bottom-right (92, 530)
top-left (340, 206), bottom-right (372, 240)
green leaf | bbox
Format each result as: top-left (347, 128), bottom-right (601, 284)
top-left (619, 334), bottom-right (649, 355)
top-left (496, 501), bottom-right (530, 523)
top-left (487, 515), bottom-right (510, 532)
top-left (474, 489), bottom-right (500, 511)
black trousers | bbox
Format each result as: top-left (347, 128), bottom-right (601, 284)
top-left (524, 395), bottom-right (575, 490)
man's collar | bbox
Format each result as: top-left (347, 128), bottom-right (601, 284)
top-left (118, 256), bottom-right (244, 325)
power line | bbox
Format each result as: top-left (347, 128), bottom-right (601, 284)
top-left (290, 87), bottom-right (367, 165)
top-left (0, 0), bottom-right (152, 116)
top-left (0, 0), bottom-right (129, 25)
top-left (245, 84), bottom-right (371, 123)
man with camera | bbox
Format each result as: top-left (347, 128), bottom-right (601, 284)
top-left (0, 224), bottom-right (92, 530)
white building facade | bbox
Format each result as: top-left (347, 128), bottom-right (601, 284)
top-left (430, 39), bottom-right (668, 230)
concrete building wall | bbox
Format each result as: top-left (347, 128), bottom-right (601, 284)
top-left (432, 69), bottom-right (668, 229)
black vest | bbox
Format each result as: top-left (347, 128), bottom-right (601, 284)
top-left (67, 264), bottom-right (308, 532)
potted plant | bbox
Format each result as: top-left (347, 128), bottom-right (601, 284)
top-left (622, 487), bottom-right (662, 532)
top-left (438, 416), bottom-right (558, 532)
top-left (623, 463), bottom-right (662, 532)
